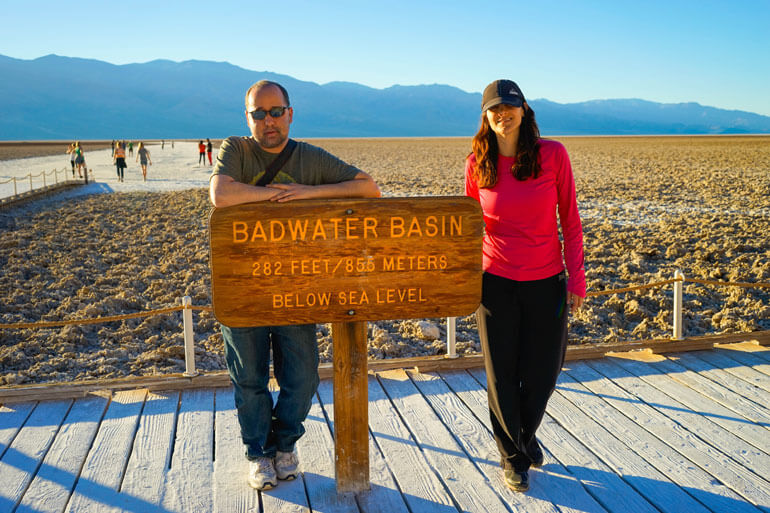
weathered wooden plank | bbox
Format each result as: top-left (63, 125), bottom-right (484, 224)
top-left (565, 361), bottom-right (770, 511)
top-left (0, 400), bottom-right (71, 511)
top-left (332, 321), bottom-right (369, 493)
top-left (64, 389), bottom-right (147, 513)
top-left (212, 388), bottom-right (250, 511)
top-left (714, 345), bottom-right (770, 379)
top-left (360, 374), bottom-right (456, 512)
top-left (445, 369), bottom-right (653, 513)
top-left (547, 382), bottom-right (712, 513)
top-left (161, 389), bottom-right (215, 513)
top-left (673, 351), bottom-right (770, 406)
top-left (564, 330), bottom-right (770, 361)
top-left (723, 342), bottom-right (770, 362)
top-left (377, 369), bottom-right (513, 513)
top-left (412, 370), bottom-right (600, 513)
top-left (586, 358), bottom-right (770, 484)
top-left (119, 390), bottom-right (178, 507)
top-left (0, 401), bottom-right (35, 459)
top-left (296, 391), bottom-right (358, 513)
top-left (750, 348), bottom-right (770, 362)
top-left (316, 378), bottom-right (409, 513)
top-left (15, 396), bottom-right (108, 513)
top-left (687, 349), bottom-right (770, 395)
top-left (647, 356), bottom-right (770, 432)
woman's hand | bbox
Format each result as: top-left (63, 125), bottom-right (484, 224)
top-left (567, 292), bottom-right (584, 313)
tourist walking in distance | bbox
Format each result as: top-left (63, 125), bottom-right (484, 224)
top-left (465, 79), bottom-right (586, 492)
top-left (198, 140), bottom-right (206, 165)
top-left (66, 142), bottom-right (77, 177)
top-left (136, 142), bottom-right (152, 181)
top-left (73, 142), bottom-right (87, 179)
top-left (128, 141), bottom-right (134, 157)
top-left (209, 80), bottom-right (380, 490)
top-left (206, 138), bottom-right (213, 165)
top-left (114, 142), bottom-right (127, 182)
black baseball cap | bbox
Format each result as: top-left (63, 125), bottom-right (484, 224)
top-left (481, 79), bottom-right (525, 112)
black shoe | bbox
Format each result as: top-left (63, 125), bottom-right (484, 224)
top-left (504, 468), bottom-right (529, 492)
top-left (528, 439), bottom-right (544, 467)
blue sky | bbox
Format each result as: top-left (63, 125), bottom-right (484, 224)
top-left (4, 0), bottom-right (770, 116)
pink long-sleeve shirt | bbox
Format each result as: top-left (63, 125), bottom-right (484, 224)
top-left (465, 139), bottom-right (586, 297)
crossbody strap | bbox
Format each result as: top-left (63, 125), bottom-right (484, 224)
top-left (255, 139), bottom-right (298, 186)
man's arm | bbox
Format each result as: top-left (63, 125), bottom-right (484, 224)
top-left (210, 171), bottom-right (380, 207)
top-left (266, 171), bottom-right (380, 202)
top-left (209, 174), bottom-right (282, 207)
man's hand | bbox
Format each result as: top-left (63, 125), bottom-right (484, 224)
top-left (265, 183), bottom-right (317, 202)
top-left (265, 172), bottom-right (380, 203)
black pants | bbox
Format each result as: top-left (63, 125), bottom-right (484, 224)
top-left (477, 271), bottom-right (568, 472)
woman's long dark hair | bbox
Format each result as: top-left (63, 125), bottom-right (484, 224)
top-left (470, 104), bottom-right (542, 188)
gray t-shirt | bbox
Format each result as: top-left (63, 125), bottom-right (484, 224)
top-left (212, 136), bottom-right (361, 186)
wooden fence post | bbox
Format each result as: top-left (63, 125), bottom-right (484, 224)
top-left (673, 270), bottom-right (684, 340)
top-left (182, 296), bottom-right (198, 377)
top-left (332, 320), bottom-right (370, 493)
top-left (446, 317), bottom-right (458, 358)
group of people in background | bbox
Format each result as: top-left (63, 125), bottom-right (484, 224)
top-left (199, 138), bottom-right (213, 165)
top-left (67, 139), bottom-right (212, 183)
top-left (111, 140), bottom-right (154, 182)
top-left (65, 142), bottom-right (87, 179)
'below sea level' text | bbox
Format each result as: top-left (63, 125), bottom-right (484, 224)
top-left (272, 288), bottom-right (427, 309)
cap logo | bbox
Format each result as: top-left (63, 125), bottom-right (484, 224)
top-left (509, 89), bottom-right (518, 95)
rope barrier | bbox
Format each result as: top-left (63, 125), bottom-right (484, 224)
top-left (687, 278), bottom-right (770, 289)
top-left (0, 305), bottom-right (184, 330)
top-left (1, 168), bottom-right (80, 201)
top-left (586, 277), bottom-right (682, 297)
top-left (0, 169), bottom-right (59, 182)
top-left (0, 276), bottom-right (766, 330)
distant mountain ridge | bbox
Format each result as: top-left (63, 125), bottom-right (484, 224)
top-left (1, 54), bottom-right (769, 140)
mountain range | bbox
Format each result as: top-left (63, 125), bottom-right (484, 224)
top-left (2, 54), bottom-right (769, 140)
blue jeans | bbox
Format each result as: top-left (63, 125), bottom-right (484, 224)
top-left (221, 323), bottom-right (320, 460)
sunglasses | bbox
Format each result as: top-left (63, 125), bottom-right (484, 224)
top-left (248, 106), bottom-right (289, 121)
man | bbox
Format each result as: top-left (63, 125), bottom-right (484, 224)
top-left (210, 80), bottom-right (380, 490)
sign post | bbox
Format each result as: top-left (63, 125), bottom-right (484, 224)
top-left (209, 197), bottom-right (483, 493)
top-left (331, 320), bottom-right (369, 492)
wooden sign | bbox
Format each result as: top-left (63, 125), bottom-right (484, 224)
top-left (209, 197), bottom-right (483, 327)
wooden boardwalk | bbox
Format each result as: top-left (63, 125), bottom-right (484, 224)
top-left (1, 342), bottom-right (769, 512)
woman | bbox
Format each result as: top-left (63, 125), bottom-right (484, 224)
top-left (73, 142), bottom-right (87, 179)
top-left (66, 142), bottom-right (76, 177)
top-left (465, 79), bottom-right (586, 492)
top-left (206, 138), bottom-right (213, 165)
top-left (136, 142), bottom-right (152, 181)
top-left (114, 142), bottom-right (127, 182)
top-left (198, 140), bottom-right (206, 165)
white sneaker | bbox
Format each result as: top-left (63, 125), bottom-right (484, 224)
top-left (275, 450), bottom-right (300, 480)
top-left (248, 456), bottom-right (277, 490)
